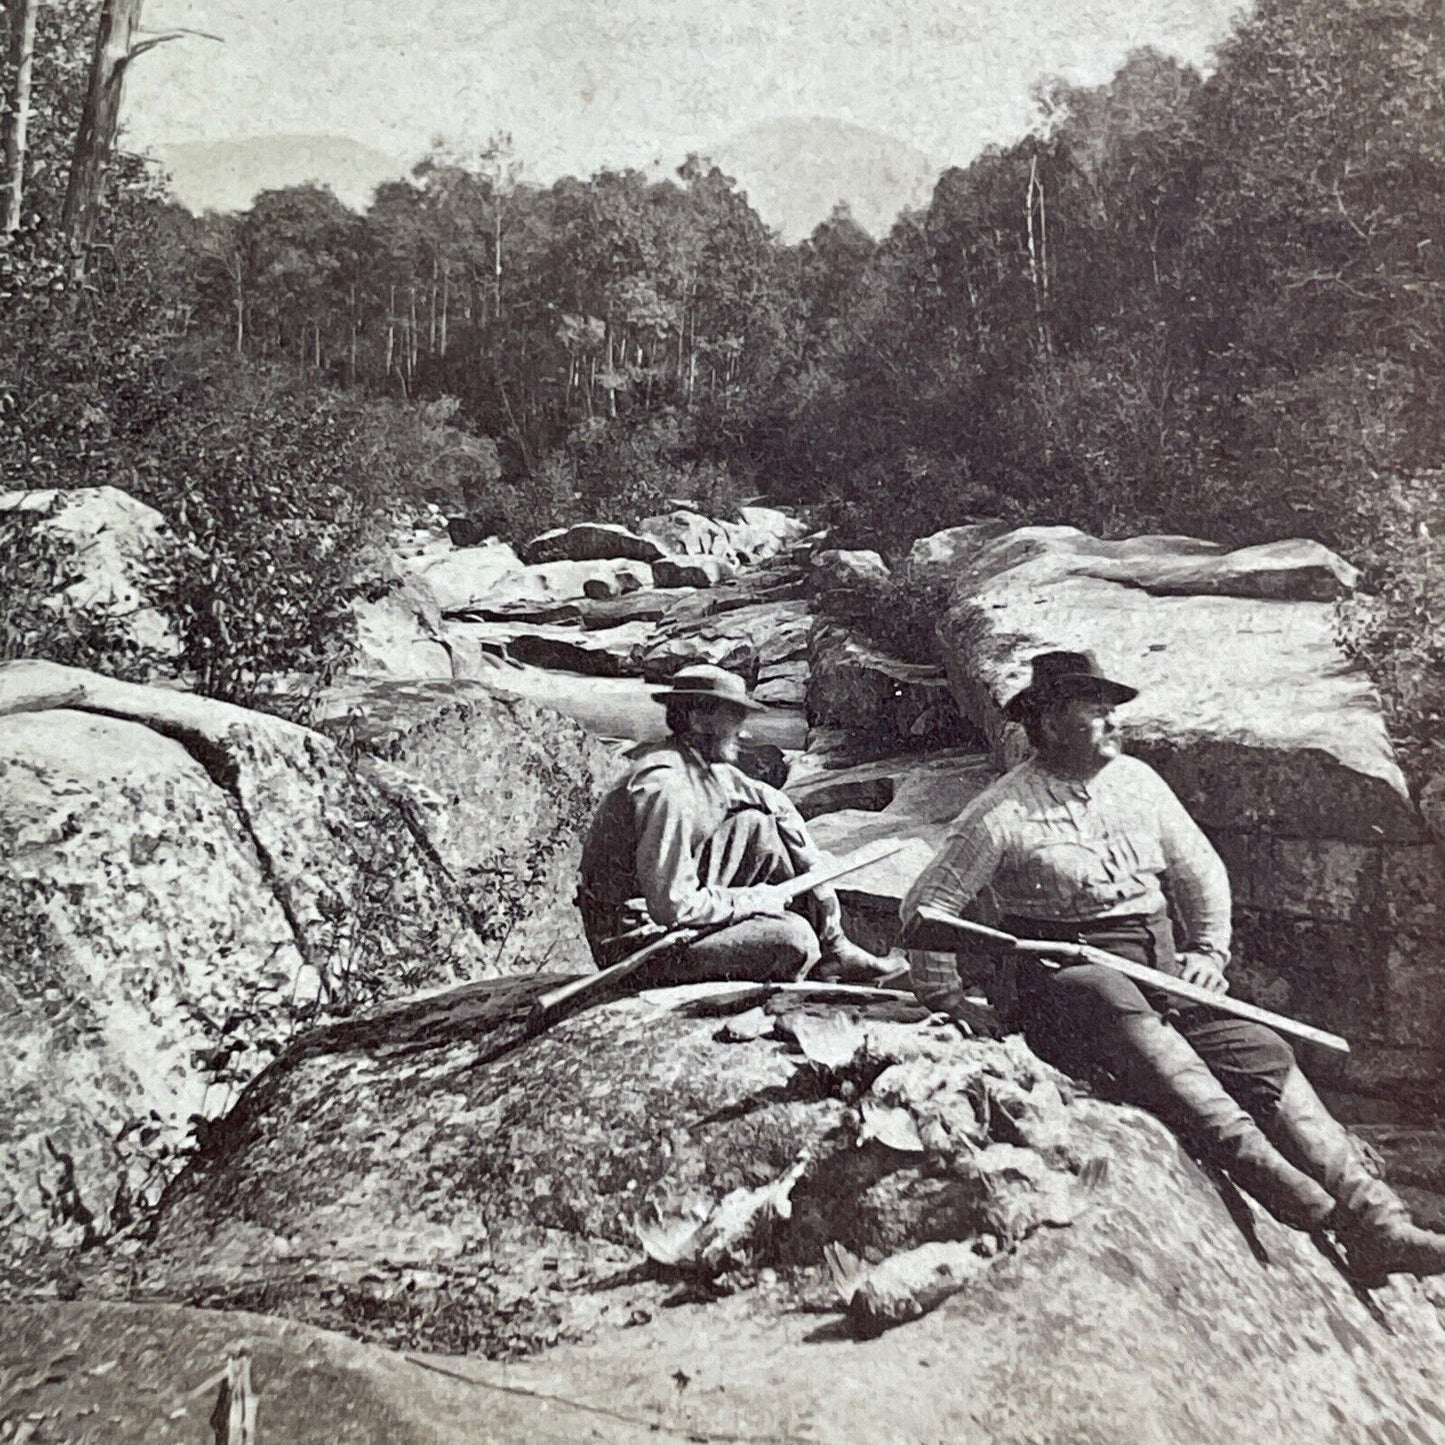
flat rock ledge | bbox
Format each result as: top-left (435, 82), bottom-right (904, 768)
top-left (98, 976), bottom-right (1445, 1443)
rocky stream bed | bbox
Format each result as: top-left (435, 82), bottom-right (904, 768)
top-left (6, 495), bottom-right (1445, 1442)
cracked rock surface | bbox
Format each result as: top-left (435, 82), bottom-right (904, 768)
top-left (106, 977), bottom-right (1445, 1442)
top-left (0, 661), bottom-right (607, 1267)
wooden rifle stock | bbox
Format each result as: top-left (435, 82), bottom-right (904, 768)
top-left (911, 905), bottom-right (1350, 1056)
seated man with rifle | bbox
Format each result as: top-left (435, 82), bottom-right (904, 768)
top-left (899, 649), bottom-right (1445, 1280)
top-left (577, 665), bottom-right (891, 989)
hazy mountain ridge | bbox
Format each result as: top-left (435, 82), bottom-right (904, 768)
top-left (151, 118), bottom-right (938, 237)
top-left (152, 134), bottom-right (407, 214)
top-left (701, 116), bottom-right (939, 239)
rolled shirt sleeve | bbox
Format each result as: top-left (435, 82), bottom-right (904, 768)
top-left (1147, 771), bottom-right (1233, 964)
top-left (900, 810), bottom-right (1005, 1017)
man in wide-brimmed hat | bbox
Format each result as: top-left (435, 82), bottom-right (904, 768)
top-left (900, 648), bottom-right (1445, 1280)
top-left (577, 664), bottom-right (889, 987)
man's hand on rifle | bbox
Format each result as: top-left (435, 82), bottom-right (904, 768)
top-left (1178, 952), bottom-right (1229, 994)
top-left (738, 882), bottom-right (797, 917)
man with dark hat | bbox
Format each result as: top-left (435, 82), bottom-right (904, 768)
top-left (577, 664), bottom-right (889, 987)
top-left (900, 649), bottom-right (1445, 1280)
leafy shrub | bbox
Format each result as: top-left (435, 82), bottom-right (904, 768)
top-left (1334, 472), bottom-right (1445, 793)
top-left (817, 559), bottom-right (957, 667)
top-left (0, 513), bottom-right (163, 680)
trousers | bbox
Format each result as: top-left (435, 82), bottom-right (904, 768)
top-left (610, 803), bottom-right (844, 986)
top-left (1009, 914), bottom-right (1294, 1122)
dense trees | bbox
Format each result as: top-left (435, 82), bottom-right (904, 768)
top-left (3, 0), bottom-right (1442, 768)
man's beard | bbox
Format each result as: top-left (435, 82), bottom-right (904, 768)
top-left (691, 735), bottom-right (741, 764)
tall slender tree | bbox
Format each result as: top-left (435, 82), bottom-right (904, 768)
top-left (1, 0), bottom-right (41, 233)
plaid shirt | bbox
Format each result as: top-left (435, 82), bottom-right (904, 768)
top-left (900, 754), bottom-right (1231, 1014)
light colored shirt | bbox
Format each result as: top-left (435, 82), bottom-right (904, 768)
top-left (578, 740), bottom-right (819, 943)
top-left (900, 754), bottom-right (1231, 1014)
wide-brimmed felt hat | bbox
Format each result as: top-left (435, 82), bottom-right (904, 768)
top-left (650, 664), bottom-right (766, 712)
top-left (1004, 649), bottom-right (1138, 720)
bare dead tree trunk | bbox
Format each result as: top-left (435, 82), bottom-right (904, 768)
top-left (385, 283), bottom-right (395, 376)
top-left (492, 209), bottom-right (502, 319)
top-left (439, 265), bottom-right (449, 357)
top-left (231, 254), bottom-right (244, 355)
top-left (1, 0), bottom-right (40, 234)
top-left (1026, 155), bottom-right (1052, 356)
top-left (62, 0), bottom-right (145, 264)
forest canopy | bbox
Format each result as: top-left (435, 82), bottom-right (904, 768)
top-left (2, 0), bottom-right (1442, 773)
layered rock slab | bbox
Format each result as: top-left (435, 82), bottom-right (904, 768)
top-left (933, 526), bottom-right (1445, 1100)
top-left (0, 1301), bottom-right (624, 1445)
top-left (0, 662), bottom-right (600, 1263)
top-left (124, 977), bottom-right (1445, 1444)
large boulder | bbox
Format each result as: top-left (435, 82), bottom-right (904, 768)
top-left (521, 522), bottom-right (666, 566)
top-left (638, 509), bottom-right (734, 559)
top-left (347, 568), bottom-right (455, 681)
top-left (0, 661), bottom-right (483, 1266)
top-left (0, 1301), bottom-right (576, 1445)
top-left (935, 526), bottom-right (1445, 1102)
top-left (0, 485), bottom-right (179, 660)
top-left (721, 505), bottom-right (809, 564)
top-left (314, 679), bottom-right (620, 972)
top-left (398, 539), bottom-right (524, 613)
top-left (121, 978), bottom-right (1445, 1443)
top-left (904, 518), bottom-right (1012, 574)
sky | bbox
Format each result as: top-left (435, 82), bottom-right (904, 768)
top-left (124, 0), bottom-right (1247, 222)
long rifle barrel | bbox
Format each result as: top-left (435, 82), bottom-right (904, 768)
top-left (911, 905), bottom-right (1350, 1056)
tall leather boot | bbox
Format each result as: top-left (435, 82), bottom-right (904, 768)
top-left (1265, 1066), bottom-right (1445, 1279)
top-left (1111, 1011), bottom-right (1336, 1231)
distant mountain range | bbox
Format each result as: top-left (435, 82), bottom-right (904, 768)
top-left (150, 118), bottom-right (942, 240)
top-left (700, 117), bottom-right (939, 240)
top-left (153, 135), bottom-right (407, 215)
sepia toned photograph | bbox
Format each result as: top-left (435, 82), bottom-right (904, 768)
top-left (3, 0), bottom-right (1445, 1439)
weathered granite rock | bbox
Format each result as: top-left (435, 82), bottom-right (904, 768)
top-left (348, 569), bottom-right (455, 680)
top-left (653, 555), bottom-right (735, 589)
top-left (796, 750), bottom-right (998, 950)
top-left (638, 509), bottom-right (733, 558)
top-left (809, 548), bottom-right (890, 595)
top-left (576, 592), bottom-right (672, 630)
top-left (0, 1302), bottom-right (589, 1445)
top-left (754, 661), bottom-right (807, 708)
top-left (122, 977), bottom-right (1445, 1444)
top-left (935, 525), bottom-right (1445, 1100)
top-left (446, 558), bottom-right (654, 616)
top-left (721, 505), bottom-right (809, 564)
top-left (446, 619), bottom-right (651, 678)
top-left (521, 522), bottom-right (666, 566)
top-left (905, 519), bottom-right (1012, 574)
top-left (808, 622), bottom-right (975, 751)
top-left (0, 661), bottom-right (482, 1264)
top-left (0, 485), bottom-right (179, 659)
top-left (398, 538), bottom-right (523, 613)
top-left (633, 599), bottom-right (811, 683)
top-left (315, 679), bottom-right (620, 972)
top-left (658, 569), bottom-right (806, 629)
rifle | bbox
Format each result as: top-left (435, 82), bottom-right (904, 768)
top-left (909, 905), bottom-right (1350, 1057)
top-left (533, 838), bottom-right (906, 1022)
